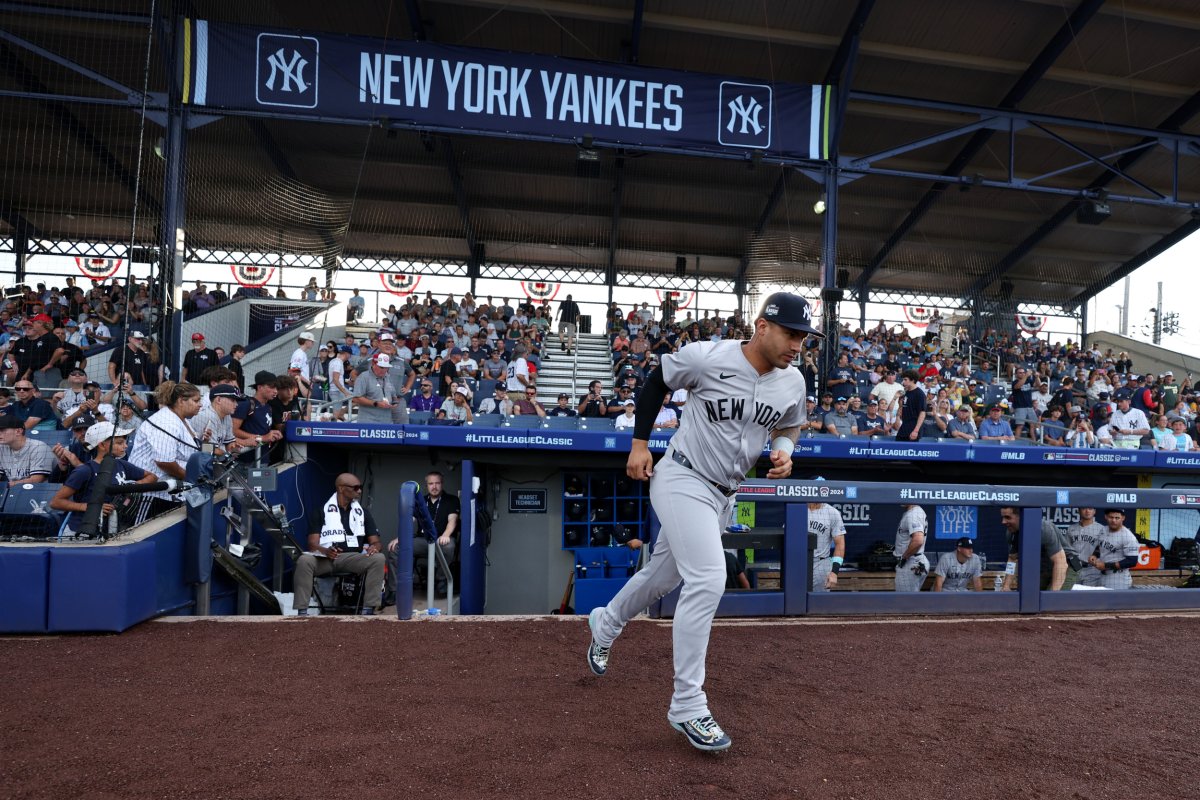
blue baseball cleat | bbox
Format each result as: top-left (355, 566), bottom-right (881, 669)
top-left (586, 608), bottom-right (610, 676)
top-left (670, 716), bottom-right (732, 752)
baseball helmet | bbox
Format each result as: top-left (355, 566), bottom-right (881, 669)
top-left (758, 292), bottom-right (824, 337)
top-left (615, 476), bottom-right (634, 496)
top-left (590, 504), bottom-right (613, 522)
top-left (592, 476), bottom-right (614, 496)
top-left (565, 501), bottom-right (586, 522)
top-left (564, 474), bottom-right (585, 495)
top-left (612, 523), bottom-right (635, 545)
top-left (590, 526), bottom-right (610, 547)
top-left (617, 500), bottom-right (638, 520)
top-left (564, 527), bottom-right (585, 548)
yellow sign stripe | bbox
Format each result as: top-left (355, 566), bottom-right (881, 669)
top-left (181, 18), bottom-right (193, 104)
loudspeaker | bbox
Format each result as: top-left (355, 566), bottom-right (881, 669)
top-left (675, 256), bottom-right (687, 277)
top-left (1076, 199), bottom-right (1111, 226)
top-left (129, 246), bottom-right (158, 264)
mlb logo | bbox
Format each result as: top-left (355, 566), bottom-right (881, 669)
top-left (256, 33), bottom-right (319, 108)
top-left (1057, 490), bottom-right (1070, 505)
top-left (298, 427), bottom-right (312, 437)
top-left (718, 81), bottom-right (772, 149)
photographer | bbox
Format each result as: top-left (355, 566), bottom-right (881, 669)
top-left (1064, 416), bottom-right (1096, 448)
top-left (51, 421), bottom-right (158, 538)
top-left (576, 380), bottom-right (607, 418)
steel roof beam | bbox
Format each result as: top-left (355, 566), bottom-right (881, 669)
top-left (966, 87), bottom-right (1200, 298)
top-left (0, 42), bottom-right (161, 216)
top-left (853, 0), bottom-right (1105, 297)
top-left (0, 2), bottom-right (152, 26)
top-left (0, 27), bottom-right (145, 103)
top-left (437, 0), bottom-right (1191, 98)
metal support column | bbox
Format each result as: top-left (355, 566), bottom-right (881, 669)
top-left (13, 221), bottom-right (28, 285)
top-left (158, 13), bottom-right (187, 381)
top-left (818, 164), bottom-right (841, 381)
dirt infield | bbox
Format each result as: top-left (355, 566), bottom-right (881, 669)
top-left (5, 614), bottom-right (1200, 800)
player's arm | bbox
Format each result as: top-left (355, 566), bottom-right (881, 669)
top-left (1047, 549), bottom-right (1067, 590)
top-left (767, 426), bottom-right (801, 479)
top-left (971, 573), bottom-right (983, 592)
top-left (933, 574), bottom-right (945, 592)
top-left (901, 529), bottom-right (925, 561)
top-left (826, 532), bottom-right (846, 589)
top-left (628, 367), bottom-right (671, 481)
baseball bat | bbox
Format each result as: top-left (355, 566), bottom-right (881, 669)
top-left (551, 568), bottom-right (575, 615)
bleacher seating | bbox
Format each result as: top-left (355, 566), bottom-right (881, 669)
top-left (474, 379), bottom-right (497, 410)
top-left (469, 413), bottom-right (504, 428)
top-left (408, 411), bottom-right (433, 425)
top-left (2, 483), bottom-right (66, 538)
top-left (502, 415), bottom-right (543, 429)
top-left (578, 417), bottom-right (616, 431)
top-left (543, 416), bottom-right (579, 429)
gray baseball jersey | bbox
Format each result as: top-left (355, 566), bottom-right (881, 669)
top-left (662, 339), bottom-right (807, 487)
top-left (1076, 525), bottom-right (1139, 589)
top-left (808, 504), bottom-right (847, 560)
top-left (933, 551), bottom-right (981, 591)
top-left (894, 505), bottom-right (928, 559)
top-left (1064, 520), bottom-right (1105, 565)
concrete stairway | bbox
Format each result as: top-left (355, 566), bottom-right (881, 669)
top-left (533, 332), bottom-right (613, 401)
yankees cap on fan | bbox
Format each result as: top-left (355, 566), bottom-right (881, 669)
top-left (758, 292), bottom-right (824, 337)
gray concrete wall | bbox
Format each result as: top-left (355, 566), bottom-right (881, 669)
top-left (1086, 330), bottom-right (1200, 380)
top-left (338, 451), bottom-right (571, 614)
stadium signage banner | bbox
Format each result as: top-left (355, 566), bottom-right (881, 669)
top-left (184, 19), bottom-right (833, 163)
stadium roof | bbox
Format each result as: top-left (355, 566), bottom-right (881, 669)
top-left (1, 0), bottom-right (1199, 308)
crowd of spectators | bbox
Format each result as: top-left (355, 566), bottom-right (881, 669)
top-left (5, 277), bottom-right (1199, 530)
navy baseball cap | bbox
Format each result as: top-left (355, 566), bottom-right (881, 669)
top-left (209, 384), bottom-right (243, 400)
top-left (956, 537), bottom-right (974, 548)
top-left (757, 292), bottom-right (823, 337)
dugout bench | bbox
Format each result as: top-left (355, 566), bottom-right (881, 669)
top-left (651, 479), bottom-right (1200, 618)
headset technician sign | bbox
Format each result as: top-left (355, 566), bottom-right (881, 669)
top-left (509, 489), bottom-right (548, 514)
top-left (182, 19), bottom-right (832, 163)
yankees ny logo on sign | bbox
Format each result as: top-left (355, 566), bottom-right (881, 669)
top-left (718, 81), bottom-right (772, 149)
top-left (256, 33), bottom-right (319, 108)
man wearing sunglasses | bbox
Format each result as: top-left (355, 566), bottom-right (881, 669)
top-left (513, 384), bottom-right (547, 418)
top-left (293, 473), bottom-right (385, 616)
top-left (6, 380), bottom-right (55, 431)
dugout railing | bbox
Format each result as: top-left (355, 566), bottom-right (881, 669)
top-left (650, 479), bottom-right (1200, 619)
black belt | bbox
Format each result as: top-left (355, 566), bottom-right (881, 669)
top-left (671, 450), bottom-right (737, 497)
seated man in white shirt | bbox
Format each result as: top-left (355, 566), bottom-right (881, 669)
top-left (1108, 393), bottom-right (1150, 449)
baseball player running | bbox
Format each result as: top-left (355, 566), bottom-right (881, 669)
top-left (808, 500), bottom-right (847, 591)
top-left (586, 292), bottom-right (819, 752)
top-left (1076, 508), bottom-right (1140, 589)
top-left (894, 504), bottom-right (929, 591)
